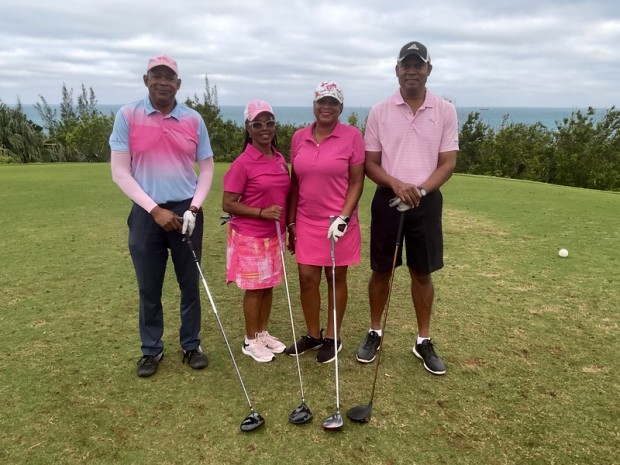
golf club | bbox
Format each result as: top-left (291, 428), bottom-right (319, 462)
top-left (322, 216), bottom-right (344, 431)
top-left (184, 233), bottom-right (265, 432)
top-left (275, 221), bottom-right (313, 425)
top-left (347, 210), bottom-right (405, 423)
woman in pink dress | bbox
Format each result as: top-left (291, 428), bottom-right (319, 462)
top-left (285, 81), bottom-right (365, 364)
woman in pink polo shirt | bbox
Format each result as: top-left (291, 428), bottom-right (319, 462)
top-left (222, 100), bottom-right (291, 363)
top-left (285, 81), bottom-right (365, 364)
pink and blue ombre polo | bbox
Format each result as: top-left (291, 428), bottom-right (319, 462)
top-left (109, 97), bottom-right (213, 204)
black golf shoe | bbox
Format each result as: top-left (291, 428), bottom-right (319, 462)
top-left (413, 339), bottom-right (446, 375)
top-left (183, 346), bottom-right (209, 370)
top-left (356, 330), bottom-right (382, 363)
top-left (316, 338), bottom-right (342, 364)
top-left (285, 331), bottom-right (323, 356)
top-left (137, 352), bottom-right (163, 378)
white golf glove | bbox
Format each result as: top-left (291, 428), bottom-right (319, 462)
top-left (327, 215), bottom-right (349, 242)
top-left (182, 210), bottom-right (197, 236)
top-left (389, 197), bottom-right (413, 212)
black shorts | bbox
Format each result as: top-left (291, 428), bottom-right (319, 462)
top-left (370, 187), bottom-right (444, 273)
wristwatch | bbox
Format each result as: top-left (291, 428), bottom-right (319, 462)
top-left (419, 187), bottom-right (427, 197)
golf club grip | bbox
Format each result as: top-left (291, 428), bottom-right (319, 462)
top-left (395, 210), bottom-right (405, 247)
top-left (184, 233), bottom-right (199, 263)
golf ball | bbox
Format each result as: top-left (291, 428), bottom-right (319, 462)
top-left (559, 248), bottom-right (569, 258)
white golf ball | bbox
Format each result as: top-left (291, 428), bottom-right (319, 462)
top-left (558, 248), bottom-right (569, 258)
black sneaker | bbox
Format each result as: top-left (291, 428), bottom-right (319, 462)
top-left (356, 330), bottom-right (382, 363)
top-left (137, 352), bottom-right (163, 378)
top-left (183, 346), bottom-right (209, 370)
top-left (316, 338), bottom-right (342, 364)
top-left (285, 331), bottom-right (323, 356)
top-left (413, 339), bottom-right (446, 375)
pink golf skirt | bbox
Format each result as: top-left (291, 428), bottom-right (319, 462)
top-left (294, 220), bottom-right (361, 267)
top-left (226, 227), bottom-right (283, 290)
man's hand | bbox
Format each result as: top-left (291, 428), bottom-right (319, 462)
top-left (327, 215), bottom-right (349, 242)
top-left (182, 210), bottom-right (197, 236)
top-left (150, 206), bottom-right (181, 231)
top-left (389, 197), bottom-right (413, 212)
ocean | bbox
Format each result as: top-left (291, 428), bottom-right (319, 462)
top-left (12, 103), bottom-right (600, 130)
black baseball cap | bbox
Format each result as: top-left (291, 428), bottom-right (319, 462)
top-left (397, 41), bottom-right (431, 63)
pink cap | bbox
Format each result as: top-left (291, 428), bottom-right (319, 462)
top-left (313, 81), bottom-right (343, 104)
top-left (243, 99), bottom-right (274, 121)
top-left (146, 55), bottom-right (178, 74)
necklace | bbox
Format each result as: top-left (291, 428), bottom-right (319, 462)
top-left (312, 126), bottom-right (332, 145)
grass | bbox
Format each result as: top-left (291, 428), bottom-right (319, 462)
top-left (0, 163), bottom-right (618, 465)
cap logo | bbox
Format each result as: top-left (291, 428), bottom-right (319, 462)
top-left (408, 44), bottom-right (420, 51)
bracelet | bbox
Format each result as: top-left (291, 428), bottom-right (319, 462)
top-left (287, 222), bottom-right (296, 229)
top-left (258, 208), bottom-right (263, 218)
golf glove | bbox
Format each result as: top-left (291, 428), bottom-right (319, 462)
top-left (389, 197), bottom-right (413, 212)
top-left (327, 215), bottom-right (349, 242)
top-left (182, 210), bottom-right (197, 236)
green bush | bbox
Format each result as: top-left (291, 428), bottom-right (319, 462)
top-left (456, 107), bottom-right (619, 191)
top-left (2, 80), bottom-right (618, 191)
top-left (34, 84), bottom-right (113, 162)
top-left (0, 101), bottom-right (44, 162)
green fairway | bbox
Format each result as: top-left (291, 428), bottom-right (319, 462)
top-left (0, 163), bottom-right (618, 465)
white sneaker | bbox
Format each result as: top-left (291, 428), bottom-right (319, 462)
top-left (258, 331), bottom-right (287, 354)
top-left (242, 338), bottom-right (275, 363)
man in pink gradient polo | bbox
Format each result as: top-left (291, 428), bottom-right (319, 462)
top-left (110, 54), bottom-right (214, 377)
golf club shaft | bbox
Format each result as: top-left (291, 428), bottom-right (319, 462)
top-left (329, 216), bottom-right (341, 413)
top-left (367, 211), bottom-right (405, 404)
top-left (275, 221), bottom-right (307, 402)
top-left (184, 234), bottom-right (255, 411)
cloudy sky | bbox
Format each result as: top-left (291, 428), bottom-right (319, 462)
top-left (1, 0), bottom-right (618, 108)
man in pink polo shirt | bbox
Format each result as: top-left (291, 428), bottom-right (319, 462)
top-left (355, 41), bottom-right (459, 375)
top-left (110, 55), bottom-right (214, 377)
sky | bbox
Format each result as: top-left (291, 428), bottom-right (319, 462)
top-left (1, 0), bottom-right (619, 108)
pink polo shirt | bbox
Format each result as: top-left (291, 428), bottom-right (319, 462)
top-left (109, 97), bottom-right (213, 204)
top-left (364, 89), bottom-right (459, 186)
top-left (223, 144), bottom-right (291, 238)
top-left (291, 121), bottom-right (365, 227)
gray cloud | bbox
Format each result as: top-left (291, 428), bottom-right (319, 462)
top-left (0, 0), bottom-right (618, 108)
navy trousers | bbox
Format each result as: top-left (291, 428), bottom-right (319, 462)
top-left (127, 199), bottom-right (204, 356)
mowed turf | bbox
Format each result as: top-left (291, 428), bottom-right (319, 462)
top-left (0, 163), bottom-right (618, 465)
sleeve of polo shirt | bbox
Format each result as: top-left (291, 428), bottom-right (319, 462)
top-left (350, 129), bottom-right (366, 165)
top-left (289, 131), bottom-right (301, 167)
top-left (439, 103), bottom-right (459, 153)
top-left (222, 158), bottom-right (247, 195)
top-left (109, 110), bottom-right (130, 152)
top-left (363, 107), bottom-right (381, 152)
top-left (196, 118), bottom-right (214, 161)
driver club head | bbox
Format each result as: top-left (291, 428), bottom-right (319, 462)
top-left (321, 413), bottom-right (344, 431)
top-left (346, 404), bottom-right (372, 423)
top-left (240, 411), bottom-right (265, 432)
top-left (289, 402), bottom-right (313, 425)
